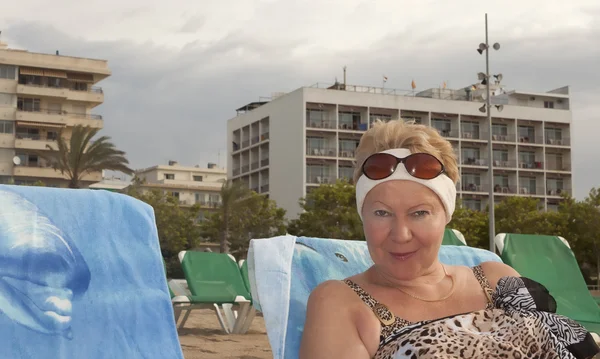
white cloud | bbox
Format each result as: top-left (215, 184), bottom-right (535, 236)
top-left (1, 0), bottom-right (599, 198)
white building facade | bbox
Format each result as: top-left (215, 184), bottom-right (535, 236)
top-left (227, 83), bottom-right (573, 219)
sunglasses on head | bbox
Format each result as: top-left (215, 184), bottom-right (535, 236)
top-left (361, 152), bottom-right (446, 181)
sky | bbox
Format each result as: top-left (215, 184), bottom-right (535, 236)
top-left (1, 0), bottom-right (599, 199)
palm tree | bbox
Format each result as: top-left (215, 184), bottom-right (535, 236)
top-left (39, 125), bottom-right (133, 188)
top-left (219, 180), bottom-right (253, 253)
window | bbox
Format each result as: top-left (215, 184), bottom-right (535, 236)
top-left (307, 109), bottom-right (326, 123)
top-left (493, 150), bottom-right (508, 162)
top-left (306, 136), bottom-right (325, 151)
top-left (307, 165), bottom-right (332, 183)
top-left (17, 97), bottom-right (41, 112)
top-left (339, 111), bottom-right (361, 129)
top-left (546, 153), bottom-right (563, 170)
top-left (0, 120), bottom-right (14, 134)
top-left (463, 199), bottom-right (481, 211)
top-left (164, 173), bottom-right (174, 180)
top-left (370, 113), bottom-right (391, 125)
top-left (171, 192), bottom-right (180, 199)
top-left (462, 173), bottom-right (481, 191)
top-left (547, 178), bottom-right (563, 191)
top-left (462, 148), bottom-right (481, 164)
top-left (462, 121), bottom-right (480, 138)
top-left (544, 101), bottom-right (554, 109)
top-left (545, 128), bottom-right (563, 143)
top-left (209, 194), bottom-right (221, 206)
top-left (492, 124), bottom-right (508, 136)
top-left (519, 151), bottom-right (535, 164)
top-left (494, 176), bottom-right (509, 192)
top-left (338, 166), bottom-right (354, 182)
top-left (47, 131), bottom-right (58, 141)
top-left (432, 119), bottom-right (451, 135)
top-left (520, 177), bottom-right (537, 194)
top-left (193, 176), bottom-right (203, 182)
top-left (518, 126), bottom-right (535, 141)
top-left (0, 65), bottom-right (16, 80)
top-left (339, 140), bottom-right (358, 151)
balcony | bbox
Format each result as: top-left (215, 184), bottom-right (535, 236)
top-left (260, 158), bottom-right (269, 167)
top-left (250, 161), bottom-right (259, 171)
top-left (16, 108), bottom-right (103, 128)
top-left (493, 185), bottom-right (517, 194)
top-left (462, 183), bottom-right (488, 192)
top-left (260, 132), bottom-right (270, 141)
top-left (492, 133), bottom-right (515, 142)
top-left (251, 136), bottom-right (260, 145)
top-left (461, 131), bottom-right (487, 141)
top-left (251, 186), bottom-right (259, 193)
top-left (13, 164), bottom-right (101, 181)
top-left (17, 84), bottom-right (104, 104)
top-left (518, 135), bottom-right (544, 145)
top-left (306, 147), bottom-right (336, 157)
top-left (307, 175), bottom-right (336, 185)
top-left (519, 161), bottom-right (544, 170)
top-left (546, 137), bottom-right (570, 146)
top-left (241, 164), bottom-right (250, 173)
top-left (17, 84), bottom-right (68, 99)
top-left (242, 139), bottom-right (250, 148)
top-left (339, 122), bottom-right (368, 131)
top-left (198, 201), bottom-right (221, 209)
top-left (14, 136), bottom-right (55, 151)
top-left (547, 188), bottom-right (571, 196)
top-left (260, 184), bottom-right (270, 193)
top-left (546, 162), bottom-right (571, 172)
top-left (435, 129), bottom-right (459, 139)
top-left (67, 86), bottom-right (104, 104)
top-left (233, 168), bottom-right (240, 176)
top-left (462, 158), bottom-right (487, 166)
top-left (306, 120), bottom-right (336, 130)
top-left (518, 186), bottom-right (545, 196)
top-left (492, 160), bottom-right (517, 169)
top-left (338, 149), bottom-right (355, 158)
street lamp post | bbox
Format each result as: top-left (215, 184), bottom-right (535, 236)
top-left (477, 13), bottom-right (501, 253)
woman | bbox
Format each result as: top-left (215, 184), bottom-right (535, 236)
top-left (299, 120), bottom-right (599, 359)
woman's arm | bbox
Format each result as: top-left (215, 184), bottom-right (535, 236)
top-left (299, 280), bottom-right (372, 359)
top-left (479, 261), bottom-right (520, 289)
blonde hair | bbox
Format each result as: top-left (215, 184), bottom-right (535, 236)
top-left (353, 120), bottom-right (459, 184)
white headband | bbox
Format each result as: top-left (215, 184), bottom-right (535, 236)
top-left (355, 148), bottom-right (456, 223)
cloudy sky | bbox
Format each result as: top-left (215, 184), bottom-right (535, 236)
top-left (2, 0), bottom-right (599, 199)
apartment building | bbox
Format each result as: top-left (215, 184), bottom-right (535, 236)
top-left (0, 41), bottom-right (111, 187)
top-left (227, 82), bottom-right (573, 219)
top-left (135, 161), bottom-right (226, 217)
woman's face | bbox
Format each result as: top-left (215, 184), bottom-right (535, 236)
top-left (362, 180), bottom-right (447, 281)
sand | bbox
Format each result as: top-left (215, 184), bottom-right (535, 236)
top-left (178, 309), bottom-right (272, 359)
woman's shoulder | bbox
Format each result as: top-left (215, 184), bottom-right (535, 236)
top-left (478, 261), bottom-right (520, 289)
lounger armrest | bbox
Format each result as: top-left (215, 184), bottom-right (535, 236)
top-left (171, 296), bottom-right (191, 304)
top-left (234, 295), bottom-right (251, 303)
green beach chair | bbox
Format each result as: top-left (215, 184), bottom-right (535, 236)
top-left (177, 251), bottom-right (256, 334)
top-left (495, 233), bottom-right (600, 340)
top-left (442, 228), bottom-right (467, 246)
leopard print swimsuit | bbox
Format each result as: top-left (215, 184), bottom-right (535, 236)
top-left (344, 265), bottom-right (599, 359)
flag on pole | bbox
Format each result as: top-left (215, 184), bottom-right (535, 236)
top-left (411, 80), bottom-right (416, 89)
top-left (383, 75), bottom-right (388, 82)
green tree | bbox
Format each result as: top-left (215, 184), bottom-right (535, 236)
top-left (216, 180), bottom-right (255, 253)
top-left (287, 179), bottom-right (364, 240)
top-left (200, 191), bottom-right (287, 258)
top-left (495, 196), bottom-right (568, 237)
top-left (39, 125), bottom-right (133, 188)
top-left (558, 190), bottom-right (600, 283)
top-left (125, 185), bottom-right (202, 278)
top-left (448, 199), bottom-right (488, 249)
